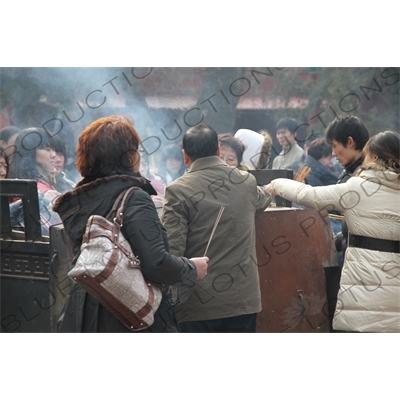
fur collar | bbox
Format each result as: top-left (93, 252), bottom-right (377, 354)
top-left (53, 173), bottom-right (156, 211)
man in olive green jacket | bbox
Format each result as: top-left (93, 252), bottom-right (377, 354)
top-left (161, 123), bottom-right (271, 332)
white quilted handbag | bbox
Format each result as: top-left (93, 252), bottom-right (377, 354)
top-left (68, 187), bottom-right (163, 331)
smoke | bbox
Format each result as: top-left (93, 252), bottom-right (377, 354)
top-left (0, 67), bottom-right (202, 178)
top-left (0, 67), bottom-right (288, 180)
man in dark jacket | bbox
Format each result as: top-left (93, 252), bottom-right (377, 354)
top-left (325, 115), bottom-right (370, 184)
top-left (324, 114), bottom-right (370, 265)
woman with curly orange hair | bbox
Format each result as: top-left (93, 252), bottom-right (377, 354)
top-left (53, 115), bottom-right (208, 333)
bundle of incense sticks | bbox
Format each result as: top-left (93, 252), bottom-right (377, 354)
top-left (294, 165), bottom-right (311, 182)
top-left (328, 213), bottom-right (345, 220)
top-left (203, 206), bottom-right (225, 257)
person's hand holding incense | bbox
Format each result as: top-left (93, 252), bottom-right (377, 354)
top-left (190, 257), bottom-right (209, 279)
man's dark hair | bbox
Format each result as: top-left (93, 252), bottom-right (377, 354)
top-left (325, 115), bottom-right (370, 150)
top-left (183, 123), bottom-right (218, 161)
top-left (275, 117), bottom-right (298, 134)
top-left (0, 126), bottom-right (20, 143)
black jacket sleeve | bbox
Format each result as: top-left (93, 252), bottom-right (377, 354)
top-left (121, 188), bottom-right (197, 287)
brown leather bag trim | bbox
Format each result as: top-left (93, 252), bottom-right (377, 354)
top-left (95, 246), bottom-right (120, 283)
top-left (86, 216), bottom-right (138, 260)
top-left (74, 275), bottom-right (151, 331)
top-left (73, 186), bottom-right (161, 331)
top-left (106, 188), bottom-right (133, 221)
top-left (107, 187), bottom-right (141, 225)
top-left (134, 283), bottom-right (155, 318)
top-left (91, 273), bottom-right (155, 320)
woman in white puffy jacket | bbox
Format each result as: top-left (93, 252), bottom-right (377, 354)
top-left (266, 130), bottom-right (400, 333)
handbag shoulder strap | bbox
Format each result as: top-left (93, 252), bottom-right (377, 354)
top-left (106, 187), bottom-right (141, 225)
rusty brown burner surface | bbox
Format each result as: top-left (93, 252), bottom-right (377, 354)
top-left (255, 207), bottom-right (337, 333)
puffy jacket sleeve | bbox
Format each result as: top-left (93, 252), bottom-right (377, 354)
top-left (270, 178), bottom-right (360, 212)
top-left (121, 189), bottom-right (197, 287)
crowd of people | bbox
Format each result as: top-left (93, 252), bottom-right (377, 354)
top-left (1, 112), bottom-right (399, 333)
top-left (266, 128), bottom-right (400, 333)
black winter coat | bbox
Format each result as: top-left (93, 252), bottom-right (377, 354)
top-left (337, 156), bottom-right (363, 184)
top-left (53, 172), bottom-right (197, 333)
top-left (336, 156), bottom-right (364, 264)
